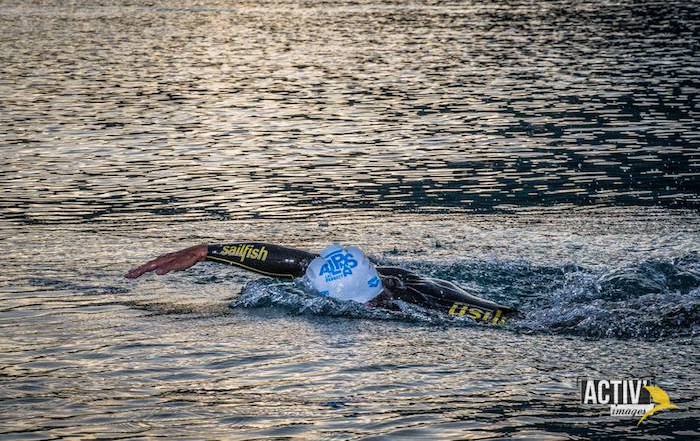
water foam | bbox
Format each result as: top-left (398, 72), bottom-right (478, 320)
top-left (232, 253), bottom-right (700, 340)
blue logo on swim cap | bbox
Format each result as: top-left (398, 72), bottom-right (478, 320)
top-left (304, 244), bottom-right (384, 304)
top-left (318, 249), bottom-right (359, 282)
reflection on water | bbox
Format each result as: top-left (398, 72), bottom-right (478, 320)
top-left (1, 0), bottom-right (699, 439)
top-left (1, 212), bottom-right (699, 439)
top-left (1, 0), bottom-right (698, 223)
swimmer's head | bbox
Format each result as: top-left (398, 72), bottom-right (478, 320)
top-left (303, 244), bottom-right (383, 303)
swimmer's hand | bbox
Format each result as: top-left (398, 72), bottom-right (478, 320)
top-left (125, 244), bottom-right (207, 279)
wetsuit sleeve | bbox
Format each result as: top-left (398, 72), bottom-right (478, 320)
top-left (206, 243), bottom-right (317, 279)
top-left (376, 266), bottom-right (517, 324)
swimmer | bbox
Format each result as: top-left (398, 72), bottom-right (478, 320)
top-left (125, 242), bottom-right (517, 324)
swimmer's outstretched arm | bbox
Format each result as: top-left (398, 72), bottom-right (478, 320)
top-left (125, 243), bottom-right (316, 279)
top-left (205, 243), bottom-right (316, 278)
top-left (125, 244), bottom-right (207, 279)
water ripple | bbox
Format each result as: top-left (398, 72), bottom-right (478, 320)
top-left (1, 0), bottom-right (698, 224)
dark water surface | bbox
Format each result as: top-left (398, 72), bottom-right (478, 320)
top-left (1, 0), bottom-right (698, 222)
top-left (1, 0), bottom-right (699, 439)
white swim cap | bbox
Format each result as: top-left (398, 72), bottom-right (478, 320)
top-left (303, 244), bottom-right (383, 303)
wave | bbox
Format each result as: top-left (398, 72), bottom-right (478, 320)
top-left (232, 253), bottom-right (700, 340)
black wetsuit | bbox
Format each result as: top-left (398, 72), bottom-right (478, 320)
top-left (207, 243), bottom-right (516, 325)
